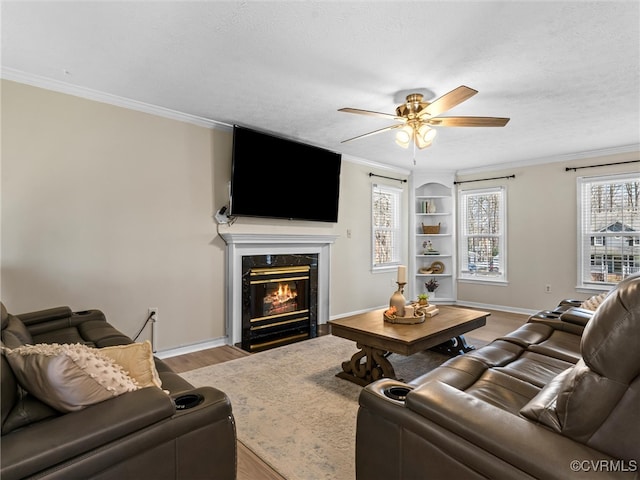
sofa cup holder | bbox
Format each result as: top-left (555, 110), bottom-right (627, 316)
top-left (174, 393), bottom-right (204, 410)
top-left (383, 385), bottom-right (413, 402)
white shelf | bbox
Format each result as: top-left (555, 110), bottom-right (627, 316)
top-left (412, 177), bottom-right (456, 303)
top-left (416, 273), bottom-right (453, 277)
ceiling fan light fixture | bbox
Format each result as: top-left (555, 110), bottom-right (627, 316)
top-left (417, 123), bottom-right (437, 144)
top-left (395, 125), bottom-right (413, 148)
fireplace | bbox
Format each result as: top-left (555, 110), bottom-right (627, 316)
top-left (242, 254), bottom-right (318, 352)
top-left (220, 233), bottom-right (338, 349)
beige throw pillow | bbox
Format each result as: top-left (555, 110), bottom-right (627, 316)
top-left (580, 292), bottom-right (608, 311)
top-left (98, 341), bottom-right (162, 389)
top-left (2, 343), bottom-right (139, 413)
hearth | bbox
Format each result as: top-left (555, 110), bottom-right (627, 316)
top-left (242, 254), bottom-right (318, 352)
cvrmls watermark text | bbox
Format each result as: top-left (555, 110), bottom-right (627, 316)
top-left (570, 460), bottom-right (637, 473)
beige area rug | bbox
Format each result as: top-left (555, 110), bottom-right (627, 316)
top-left (181, 334), bottom-right (483, 480)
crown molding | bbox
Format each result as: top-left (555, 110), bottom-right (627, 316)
top-left (456, 144), bottom-right (640, 176)
top-left (1, 67), bottom-right (232, 130)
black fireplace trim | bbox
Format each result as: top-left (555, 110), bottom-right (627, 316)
top-left (241, 254), bottom-right (318, 352)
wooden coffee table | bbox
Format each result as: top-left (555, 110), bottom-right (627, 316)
top-left (329, 305), bottom-right (489, 386)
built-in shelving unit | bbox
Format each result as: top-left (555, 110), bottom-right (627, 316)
top-left (410, 174), bottom-right (456, 304)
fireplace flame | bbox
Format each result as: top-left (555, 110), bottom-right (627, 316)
top-left (263, 282), bottom-right (298, 316)
top-left (276, 283), bottom-right (296, 303)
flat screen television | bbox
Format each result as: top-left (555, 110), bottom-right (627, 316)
top-left (229, 125), bottom-right (342, 222)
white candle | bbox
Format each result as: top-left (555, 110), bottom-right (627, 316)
top-left (397, 265), bottom-right (407, 284)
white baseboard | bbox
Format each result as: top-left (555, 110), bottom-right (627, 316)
top-left (155, 336), bottom-right (229, 359)
top-left (454, 300), bottom-right (537, 316)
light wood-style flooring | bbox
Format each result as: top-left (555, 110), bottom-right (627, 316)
top-left (163, 307), bottom-right (528, 480)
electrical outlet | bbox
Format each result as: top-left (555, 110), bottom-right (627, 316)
top-left (148, 307), bottom-right (158, 322)
top-left (545, 284), bottom-right (552, 294)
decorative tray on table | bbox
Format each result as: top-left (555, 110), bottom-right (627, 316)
top-left (384, 303), bottom-right (439, 324)
top-left (384, 310), bottom-right (425, 324)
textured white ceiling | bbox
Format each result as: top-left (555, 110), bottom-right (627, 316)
top-left (2, 1), bottom-right (639, 173)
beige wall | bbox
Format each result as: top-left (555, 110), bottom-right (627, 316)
top-left (455, 150), bottom-right (639, 312)
top-left (1, 80), bottom-right (409, 351)
top-left (6, 79), bottom-right (633, 349)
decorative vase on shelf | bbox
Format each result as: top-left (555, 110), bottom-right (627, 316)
top-left (427, 201), bottom-right (437, 213)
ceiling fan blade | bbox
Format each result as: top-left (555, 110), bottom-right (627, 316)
top-left (341, 124), bottom-right (404, 143)
top-left (338, 107), bottom-right (402, 121)
top-left (421, 86), bottom-right (478, 117)
top-left (428, 116), bottom-right (510, 127)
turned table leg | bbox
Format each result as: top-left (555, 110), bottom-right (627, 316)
top-left (336, 343), bottom-right (397, 386)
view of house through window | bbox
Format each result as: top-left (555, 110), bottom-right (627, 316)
top-left (372, 183), bottom-right (401, 268)
top-left (578, 173), bottom-right (639, 287)
top-left (458, 186), bottom-right (506, 282)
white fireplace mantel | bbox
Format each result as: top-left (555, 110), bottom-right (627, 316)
top-left (220, 233), bottom-right (339, 346)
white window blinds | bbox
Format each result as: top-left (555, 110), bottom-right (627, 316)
top-left (458, 186), bottom-right (506, 282)
top-left (578, 173), bottom-right (640, 287)
top-left (372, 183), bottom-right (402, 267)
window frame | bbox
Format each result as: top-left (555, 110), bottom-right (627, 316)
top-left (457, 185), bottom-right (507, 284)
top-left (371, 182), bottom-right (403, 271)
top-left (577, 172), bottom-right (640, 289)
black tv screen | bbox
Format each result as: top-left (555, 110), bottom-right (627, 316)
top-left (230, 125), bottom-right (342, 222)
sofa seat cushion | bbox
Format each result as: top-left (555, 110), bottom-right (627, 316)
top-left (463, 339), bottom-right (524, 367)
top-left (495, 351), bottom-right (575, 388)
top-left (413, 366), bottom-right (540, 416)
top-left (409, 356), bottom-right (488, 390)
top-left (3, 343), bottom-right (139, 412)
top-left (31, 327), bottom-right (90, 346)
top-left (527, 330), bottom-right (582, 364)
top-left (410, 354), bottom-right (541, 415)
top-left (463, 369), bottom-right (541, 414)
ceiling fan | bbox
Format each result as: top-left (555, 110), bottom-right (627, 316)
top-left (338, 86), bottom-right (509, 150)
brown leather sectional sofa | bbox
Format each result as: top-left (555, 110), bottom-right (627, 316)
top-left (1, 303), bottom-right (236, 480)
top-left (356, 273), bottom-right (640, 479)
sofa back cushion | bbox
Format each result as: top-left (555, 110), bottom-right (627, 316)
top-left (1, 313), bottom-right (34, 348)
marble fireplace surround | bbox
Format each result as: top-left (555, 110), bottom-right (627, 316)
top-left (220, 233), bottom-right (339, 346)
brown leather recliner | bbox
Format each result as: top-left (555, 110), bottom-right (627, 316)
top-left (356, 273), bottom-right (640, 479)
top-left (1, 303), bottom-right (237, 480)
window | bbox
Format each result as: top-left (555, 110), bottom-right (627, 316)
top-left (578, 173), bottom-right (640, 287)
top-left (458, 186), bottom-right (506, 282)
top-left (372, 183), bottom-right (402, 269)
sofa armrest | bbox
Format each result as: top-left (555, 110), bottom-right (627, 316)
top-left (559, 307), bottom-right (594, 327)
top-left (1, 387), bottom-right (174, 480)
top-left (407, 381), bottom-right (621, 479)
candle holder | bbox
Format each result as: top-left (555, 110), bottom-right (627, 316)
top-left (389, 282), bottom-right (407, 317)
